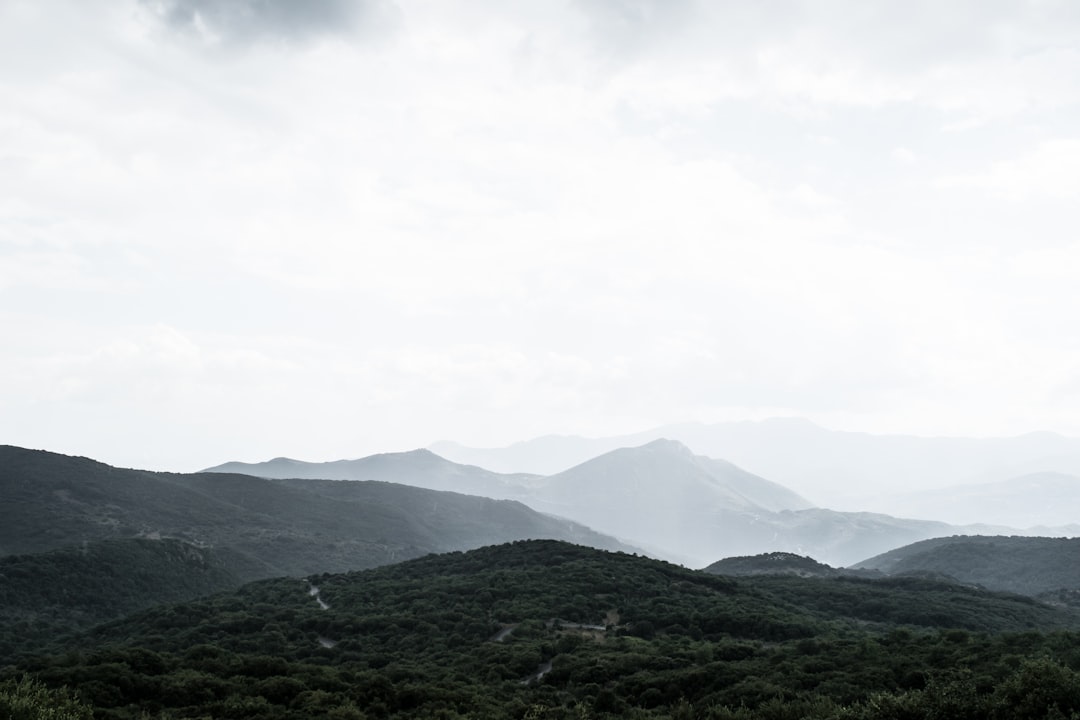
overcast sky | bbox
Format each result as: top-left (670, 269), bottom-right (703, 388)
top-left (3, 0), bottom-right (1080, 471)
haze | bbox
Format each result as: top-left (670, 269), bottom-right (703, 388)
top-left (3, 0), bottom-right (1080, 473)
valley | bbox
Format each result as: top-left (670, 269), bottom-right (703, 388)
top-left (3, 436), bottom-right (1080, 719)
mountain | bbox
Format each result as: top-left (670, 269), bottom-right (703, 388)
top-left (205, 439), bottom-right (1005, 568)
top-left (430, 419), bottom-right (1080, 513)
top-left (0, 445), bottom-right (635, 582)
top-left (876, 472), bottom-right (1080, 529)
top-left (203, 449), bottom-right (543, 499)
top-left (536, 439), bottom-right (814, 513)
top-left (12, 540), bottom-right (1080, 720)
top-left (512, 440), bottom-right (990, 567)
top-left (428, 434), bottom-right (647, 476)
top-left (852, 535), bottom-right (1080, 596)
top-left (515, 439), bottom-right (808, 564)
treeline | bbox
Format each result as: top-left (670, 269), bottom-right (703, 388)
top-left (6, 540), bottom-right (1080, 719)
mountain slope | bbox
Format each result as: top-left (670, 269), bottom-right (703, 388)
top-left (517, 440), bottom-right (970, 567)
top-left (853, 535), bottom-right (1080, 596)
top-left (431, 419), bottom-right (1080, 513)
top-left (878, 472), bottom-right (1080, 528)
top-left (536, 439), bottom-right (813, 513)
top-left (13, 541), bottom-right (1080, 720)
top-left (204, 449), bottom-right (542, 499)
top-left (0, 538), bottom-right (241, 660)
top-left (0, 445), bottom-right (635, 581)
top-left (204, 440), bottom-right (1002, 568)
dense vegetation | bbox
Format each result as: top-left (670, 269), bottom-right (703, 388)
top-left (704, 552), bottom-right (852, 578)
top-left (0, 538), bottom-right (241, 661)
top-left (0, 676), bottom-right (93, 720)
top-left (855, 535), bottom-right (1080, 596)
top-left (7, 540), bottom-right (1080, 719)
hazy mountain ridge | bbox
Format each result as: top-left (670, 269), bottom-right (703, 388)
top-left (853, 535), bottom-right (1080, 596)
top-left (877, 472), bottom-right (1080, 528)
top-left (206, 438), bottom-right (1017, 568)
top-left (206, 449), bottom-right (543, 499)
top-left (0, 445), bottom-right (636, 583)
top-left (430, 419), bottom-right (1080, 523)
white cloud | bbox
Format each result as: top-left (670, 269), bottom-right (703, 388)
top-left (4, 0), bottom-right (1080, 468)
top-left (937, 138), bottom-right (1080, 200)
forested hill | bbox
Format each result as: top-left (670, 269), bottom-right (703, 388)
top-left (854, 535), bottom-right (1080, 596)
top-left (704, 551), bottom-right (856, 578)
top-left (10, 540), bottom-right (1080, 720)
top-left (0, 538), bottom-right (242, 660)
top-left (0, 445), bottom-right (635, 580)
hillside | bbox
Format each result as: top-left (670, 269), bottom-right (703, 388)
top-left (879, 472), bottom-right (1080, 528)
top-left (704, 551), bottom-right (848, 578)
top-left (0, 445), bottom-right (635, 581)
top-left (853, 535), bottom-right (1080, 596)
top-left (204, 449), bottom-right (543, 499)
top-left (0, 538), bottom-right (241, 660)
top-left (9, 540), bottom-right (1080, 720)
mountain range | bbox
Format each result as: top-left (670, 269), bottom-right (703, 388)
top-left (6, 437), bottom-right (1080, 719)
top-left (206, 438), bottom-right (1023, 567)
top-left (0, 444), bottom-right (633, 582)
top-left (429, 418), bottom-right (1080, 527)
top-left (208, 450), bottom-right (542, 500)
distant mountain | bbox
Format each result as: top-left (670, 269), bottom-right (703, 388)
top-left (876, 472), bottom-right (1080, 529)
top-left (852, 535), bottom-right (1080, 596)
top-left (517, 439), bottom-right (814, 564)
top-left (207, 439), bottom-right (1011, 568)
top-left (428, 434), bottom-right (646, 476)
top-left (506, 440), bottom-right (987, 568)
top-left (0, 445), bottom-right (636, 582)
top-left (430, 419), bottom-right (1080, 512)
top-left (203, 449), bottom-right (543, 499)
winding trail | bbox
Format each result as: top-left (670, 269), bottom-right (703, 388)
top-left (307, 582), bottom-right (330, 611)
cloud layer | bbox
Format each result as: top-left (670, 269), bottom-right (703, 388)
top-left (141, 0), bottom-right (389, 44)
top-left (3, 0), bottom-right (1080, 470)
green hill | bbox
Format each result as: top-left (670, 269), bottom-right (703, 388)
top-left (703, 551), bottom-right (847, 578)
top-left (853, 535), bottom-right (1080, 596)
top-left (0, 538), bottom-right (241, 661)
top-left (10, 540), bottom-right (1080, 720)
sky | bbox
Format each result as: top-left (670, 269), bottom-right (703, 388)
top-left (3, 0), bottom-right (1080, 472)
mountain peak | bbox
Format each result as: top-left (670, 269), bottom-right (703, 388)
top-left (636, 438), bottom-right (693, 455)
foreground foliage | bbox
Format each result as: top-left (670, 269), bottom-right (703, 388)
top-left (7, 541), bottom-right (1080, 719)
top-left (0, 676), bottom-right (93, 720)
